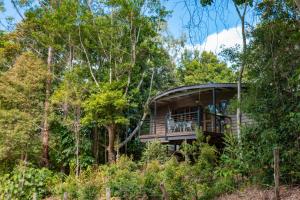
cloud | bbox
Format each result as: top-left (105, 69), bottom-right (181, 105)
top-left (185, 26), bottom-right (243, 54)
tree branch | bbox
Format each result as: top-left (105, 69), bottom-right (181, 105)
top-left (78, 27), bottom-right (99, 87)
top-left (118, 68), bottom-right (155, 149)
top-left (11, 0), bottom-right (24, 20)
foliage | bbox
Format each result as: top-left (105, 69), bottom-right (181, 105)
top-left (240, 0), bottom-right (300, 185)
top-left (0, 0), bottom-right (299, 199)
top-left (55, 167), bottom-right (103, 200)
top-left (102, 156), bottom-right (143, 199)
top-left (0, 31), bottom-right (22, 72)
top-left (126, 138), bottom-right (145, 160)
top-left (179, 50), bottom-right (236, 85)
top-left (0, 163), bottom-right (58, 200)
top-left (142, 160), bottom-right (162, 198)
top-left (141, 140), bottom-right (168, 164)
top-left (0, 52), bottom-right (46, 168)
top-left (83, 83), bottom-right (129, 127)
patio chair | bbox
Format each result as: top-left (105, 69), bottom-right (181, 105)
top-left (167, 118), bottom-right (177, 133)
top-left (184, 121), bottom-right (193, 132)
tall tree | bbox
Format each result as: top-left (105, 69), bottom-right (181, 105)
top-left (79, 0), bottom-right (171, 163)
top-left (19, 0), bottom-right (82, 166)
top-left (52, 67), bottom-right (90, 175)
top-left (0, 52), bottom-right (47, 169)
top-left (83, 83), bottom-right (129, 163)
top-left (179, 50), bottom-right (235, 84)
top-left (241, 0), bottom-right (300, 183)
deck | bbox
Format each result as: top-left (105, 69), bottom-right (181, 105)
top-left (139, 130), bottom-right (225, 149)
top-left (138, 84), bottom-right (239, 147)
top-left (140, 131), bottom-right (197, 143)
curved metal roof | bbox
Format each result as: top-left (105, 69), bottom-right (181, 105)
top-left (153, 83), bottom-right (238, 102)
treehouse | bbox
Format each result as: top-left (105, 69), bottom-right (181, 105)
top-left (139, 83), bottom-right (250, 148)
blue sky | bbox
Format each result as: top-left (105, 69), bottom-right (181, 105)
top-left (162, 0), bottom-right (242, 42)
top-left (2, 0), bottom-right (257, 53)
top-left (161, 0), bottom-right (258, 54)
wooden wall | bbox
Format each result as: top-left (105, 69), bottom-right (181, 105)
top-left (151, 89), bottom-right (237, 135)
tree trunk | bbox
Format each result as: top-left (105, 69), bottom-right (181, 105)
top-left (75, 107), bottom-right (81, 176)
top-left (234, 3), bottom-right (247, 143)
top-left (75, 129), bottom-right (80, 176)
top-left (125, 11), bottom-right (137, 96)
top-left (160, 182), bottom-right (169, 200)
top-left (92, 126), bottom-right (100, 164)
top-left (107, 124), bottom-right (116, 163)
top-left (42, 46), bottom-right (52, 167)
top-left (118, 68), bottom-right (155, 150)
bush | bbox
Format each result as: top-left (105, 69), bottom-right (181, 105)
top-left (55, 167), bottom-right (102, 200)
top-left (141, 140), bottom-right (168, 164)
top-left (142, 160), bottom-right (162, 199)
top-left (79, 183), bottom-right (98, 200)
top-left (0, 163), bottom-right (58, 200)
top-left (161, 158), bottom-right (197, 200)
top-left (104, 156), bottom-right (143, 199)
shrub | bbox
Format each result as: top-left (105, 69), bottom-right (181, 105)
top-left (79, 183), bottom-right (98, 200)
top-left (104, 156), bottom-right (143, 199)
top-left (54, 166), bottom-right (103, 200)
top-left (0, 163), bottom-right (58, 200)
top-left (56, 175), bottom-right (80, 199)
top-left (160, 158), bottom-right (200, 200)
top-left (142, 160), bottom-right (162, 199)
top-left (141, 140), bottom-right (168, 164)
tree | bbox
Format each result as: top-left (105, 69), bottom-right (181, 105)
top-left (0, 0), bottom-right (174, 167)
top-left (240, 0), bottom-right (300, 184)
top-left (0, 52), bottom-right (47, 169)
top-left (83, 83), bottom-right (129, 163)
top-left (76, 0), bottom-right (172, 163)
top-left (18, 0), bottom-right (81, 167)
top-left (52, 66), bottom-right (90, 175)
top-left (179, 50), bottom-right (235, 84)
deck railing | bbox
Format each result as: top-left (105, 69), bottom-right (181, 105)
top-left (166, 111), bottom-right (199, 133)
top-left (140, 111), bottom-right (232, 136)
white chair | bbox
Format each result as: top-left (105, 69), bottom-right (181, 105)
top-left (167, 118), bottom-right (177, 133)
top-left (184, 121), bottom-right (193, 132)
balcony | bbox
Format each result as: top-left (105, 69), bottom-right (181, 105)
top-left (139, 111), bottom-right (232, 144)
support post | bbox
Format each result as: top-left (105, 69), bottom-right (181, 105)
top-left (63, 192), bottom-right (68, 200)
top-left (32, 193), bottom-right (37, 200)
top-left (106, 187), bottom-right (111, 200)
top-left (274, 147), bottom-right (280, 200)
top-left (197, 108), bottom-right (200, 130)
top-left (165, 115), bottom-right (168, 140)
top-left (154, 101), bottom-right (157, 135)
top-left (213, 88), bottom-right (216, 133)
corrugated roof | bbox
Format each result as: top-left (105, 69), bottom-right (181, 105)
top-left (153, 83), bottom-right (238, 102)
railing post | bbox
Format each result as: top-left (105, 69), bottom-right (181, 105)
top-left (165, 114), bottom-right (168, 140)
top-left (213, 88), bottom-right (216, 133)
top-left (197, 108), bottom-right (200, 130)
top-left (154, 101), bottom-right (157, 135)
top-left (274, 147), bottom-right (280, 200)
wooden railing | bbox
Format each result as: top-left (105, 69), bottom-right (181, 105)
top-left (140, 111), bottom-right (232, 136)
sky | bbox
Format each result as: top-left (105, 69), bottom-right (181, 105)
top-left (1, 0), bottom-right (258, 55)
top-left (162, 0), bottom-right (257, 55)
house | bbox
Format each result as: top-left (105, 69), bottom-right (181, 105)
top-left (139, 83), bottom-right (250, 148)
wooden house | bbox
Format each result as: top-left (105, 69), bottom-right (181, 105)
top-left (139, 83), bottom-right (250, 148)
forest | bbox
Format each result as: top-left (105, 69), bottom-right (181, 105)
top-left (0, 0), bottom-right (299, 199)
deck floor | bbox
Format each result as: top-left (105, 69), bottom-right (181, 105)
top-left (139, 131), bottom-right (225, 148)
top-left (140, 131), bottom-right (197, 143)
